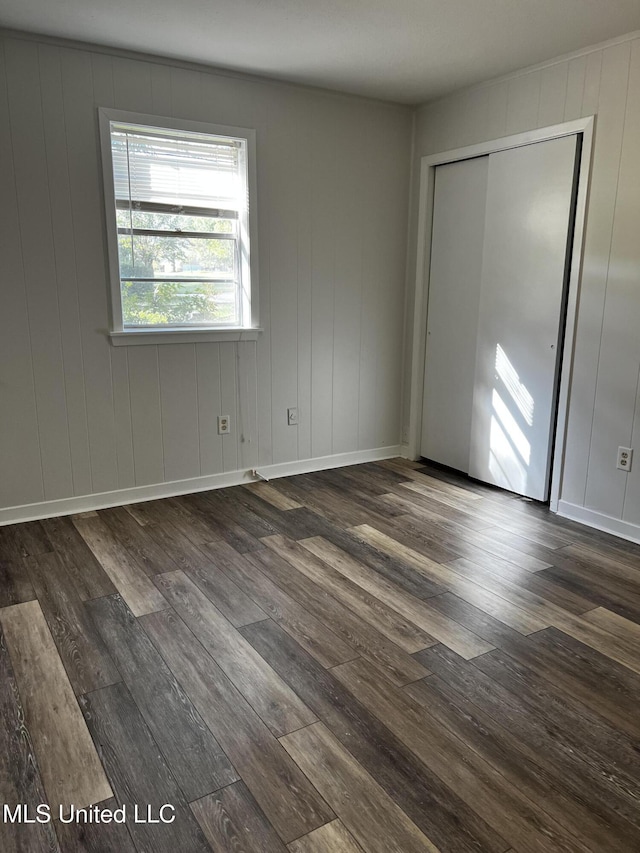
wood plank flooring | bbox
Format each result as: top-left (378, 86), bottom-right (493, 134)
top-left (1, 458), bottom-right (640, 852)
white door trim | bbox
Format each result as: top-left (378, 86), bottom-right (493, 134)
top-left (407, 116), bottom-right (595, 511)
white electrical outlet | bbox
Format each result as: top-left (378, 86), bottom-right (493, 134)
top-left (617, 446), bottom-right (633, 472)
top-left (287, 407), bottom-right (298, 426)
top-left (218, 415), bottom-right (231, 435)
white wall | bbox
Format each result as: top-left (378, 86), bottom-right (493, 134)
top-left (405, 33), bottom-right (640, 537)
top-left (0, 31), bottom-right (411, 517)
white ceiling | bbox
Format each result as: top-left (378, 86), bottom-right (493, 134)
top-left (3, 0), bottom-right (640, 104)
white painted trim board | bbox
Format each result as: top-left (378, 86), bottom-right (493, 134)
top-left (0, 446), bottom-right (401, 525)
top-left (558, 500), bottom-right (640, 545)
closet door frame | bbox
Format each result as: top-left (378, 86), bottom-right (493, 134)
top-left (407, 116), bottom-right (595, 511)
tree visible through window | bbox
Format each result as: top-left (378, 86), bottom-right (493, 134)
top-left (103, 116), bottom-right (253, 331)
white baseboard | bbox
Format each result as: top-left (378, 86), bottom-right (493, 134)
top-left (0, 445), bottom-right (401, 526)
top-left (557, 500), bottom-right (640, 545)
top-left (249, 446), bottom-right (401, 481)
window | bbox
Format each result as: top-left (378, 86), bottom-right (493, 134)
top-left (99, 109), bottom-right (259, 344)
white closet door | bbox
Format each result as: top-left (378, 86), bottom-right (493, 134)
top-left (468, 135), bottom-right (578, 500)
top-left (420, 156), bottom-right (489, 470)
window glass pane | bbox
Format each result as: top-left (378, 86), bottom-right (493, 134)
top-left (122, 280), bottom-right (238, 327)
top-left (116, 208), bottom-right (236, 234)
top-left (117, 234), bottom-right (236, 281)
top-left (118, 232), bottom-right (133, 272)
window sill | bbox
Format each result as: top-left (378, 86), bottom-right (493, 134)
top-left (109, 327), bottom-right (262, 346)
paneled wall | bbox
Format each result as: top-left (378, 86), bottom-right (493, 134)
top-left (0, 32), bottom-right (411, 514)
top-left (405, 34), bottom-right (640, 535)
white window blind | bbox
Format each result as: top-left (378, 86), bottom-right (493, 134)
top-left (111, 127), bottom-right (245, 211)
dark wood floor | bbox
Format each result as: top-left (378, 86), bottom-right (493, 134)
top-left (1, 458), bottom-right (640, 852)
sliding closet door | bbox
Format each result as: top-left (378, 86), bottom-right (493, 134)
top-left (420, 156), bottom-right (489, 470)
top-left (468, 135), bottom-right (579, 500)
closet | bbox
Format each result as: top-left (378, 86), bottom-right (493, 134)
top-left (420, 134), bottom-right (580, 501)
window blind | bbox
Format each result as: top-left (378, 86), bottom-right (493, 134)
top-left (111, 126), bottom-right (244, 210)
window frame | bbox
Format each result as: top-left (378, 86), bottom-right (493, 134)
top-left (98, 108), bottom-right (260, 345)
